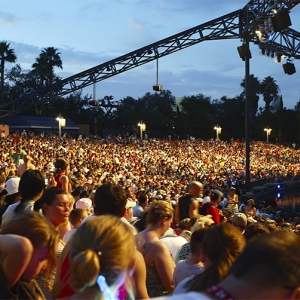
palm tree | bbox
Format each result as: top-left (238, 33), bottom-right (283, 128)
top-left (240, 74), bottom-right (261, 120)
top-left (31, 47), bottom-right (63, 116)
top-left (0, 42), bottom-right (17, 104)
top-left (32, 47), bottom-right (62, 87)
top-left (260, 76), bottom-right (279, 111)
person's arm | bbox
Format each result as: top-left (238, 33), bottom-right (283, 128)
top-left (152, 242), bottom-right (174, 293)
top-left (52, 239), bottom-right (72, 299)
top-left (60, 175), bottom-right (69, 193)
top-left (16, 166), bottom-right (21, 177)
top-left (174, 204), bottom-right (180, 224)
top-left (189, 200), bottom-right (199, 218)
top-left (133, 250), bottom-right (149, 299)
top-left (0, 234), bottom-right (34, 288)
top-left (227, 195), bottom-right (234, 204)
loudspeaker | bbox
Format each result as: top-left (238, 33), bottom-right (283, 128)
top-left (271, 10), bottom-right (292, 32)
top-left (153, 84), bottom-right (163, 91)
top-left (283, 62), bottom-right (296, 75)
top-left (237, 44), bottom-right (252, 61)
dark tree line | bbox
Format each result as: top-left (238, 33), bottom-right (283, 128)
top-left (1, 41), bottom-right (300, 143)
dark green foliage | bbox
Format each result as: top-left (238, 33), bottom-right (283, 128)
top-left (2, 45), bottom-right (300, 143)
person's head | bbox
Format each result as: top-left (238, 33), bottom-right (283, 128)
top-left (191, 216), bottom-right (215, 232)
top-left (55, 158), bottom-right (69, 174)
top-left (75, 197), bottom-right (93, 215)
top-left (23, 154), bottom-right (32, 163)
top-left (188, 181), bottom-right (204, 197)
top-left (4, 177), bottom-right (21, 196)
top-left (124, 198), bottom-right (136, 221)
top-left (146, 199), bottom-right (174, 227)
top-left (227, 231), bottom-right (300, 296)
top-left (190, 228), bottom-right (207, 256)
top-left (243, 222), bottom-right (270, 242)
top-left (68, 208), bottom-right (88, 228)
top-left (14, 169), bottom-right (45, 214)
top-left (19, 169), bottom-right (45, 200)
top-left (94, 183), bottom-right (127, 217)
top-left (138, 193), bottom-right (148, 207)
top-left (229, 187), bottom-right (236, 195)
top-left (210, 189), bottom-right (223, 204)
top-left (69, 215), bottom-right (136, 298)
top-left (229, 212), bottom-right (248, 232)
top-left (1, 211), bottom-right (59, 281)
top-left (1, 177), bottom-right (21, 205)
top-left (247, 199), bottom-right (255, 207)
top-left (71, 186), bottom-right (84, 200)
top-left (187, 222), bottom-right (245, 292)
top-left (40, 187), bottom-right (73, 229)
top-left (179, 218), bottom-right (191, 231)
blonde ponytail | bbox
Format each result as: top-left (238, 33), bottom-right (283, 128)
top-left (70, 249), bottom-right (100, 292)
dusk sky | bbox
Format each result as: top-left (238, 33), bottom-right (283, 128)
top-left (1, 0), bottom-right (300, 109)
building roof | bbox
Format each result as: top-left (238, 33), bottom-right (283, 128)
top-left (2, 115), bottom-right (79, 130)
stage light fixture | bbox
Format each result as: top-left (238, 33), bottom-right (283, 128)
top-left (274, 53), bottom-right (285, 64)
top-left (282, 59), bottom-right (296, 75)
top-left (255, 24), bottom-right (271, 43)
top-left (271, 10), bottom-right (292, 32)
top-left (237, 44), bottom-right (252, 61)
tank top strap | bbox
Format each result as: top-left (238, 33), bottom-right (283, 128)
top-left (142, 240), bottom-right (161, 257)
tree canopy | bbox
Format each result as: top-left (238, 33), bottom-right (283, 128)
top-left (1, 41), bottom-right (300, 143)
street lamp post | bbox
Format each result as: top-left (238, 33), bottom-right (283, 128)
top-left (264, 127), bottom-right (272, 143)
top-left (214, 125), bottom-right (222, 140)
top-left (138, 121), bottom-right (146, 140)
top-left (56, 115), bottom-right (66, 137)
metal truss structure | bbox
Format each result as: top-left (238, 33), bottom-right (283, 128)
top-left (0, 0), bottom-right (299, 118)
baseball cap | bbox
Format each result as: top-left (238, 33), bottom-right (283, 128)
top-left (210, 189), bottom-right (224, 201)
top-left (230, 213), bottom-right (247, 228)
top-left (5, 177), bottom-right (21, 195)
top-left (126, 198), bottom-right (136, 209)
top-left (1, 162), bottom-right (8, 168)
top-left (75, 198), bottom-right (92, 210)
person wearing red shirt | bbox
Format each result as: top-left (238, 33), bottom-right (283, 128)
top-left (204, 189), bottom-right (223, 224)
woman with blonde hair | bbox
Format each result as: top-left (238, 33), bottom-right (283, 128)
top-left (174, 222), bottom-right (246, 294)
top-left (135, 199), bottom-right (175, 297)
top-left (67, 215), bottom-right (136, 299)
top-left (0, 211), bottom-right (59, 299)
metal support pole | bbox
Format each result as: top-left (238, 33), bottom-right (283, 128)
top-left (58, 121), bottom-right (61, 137)
top-left (245, 37), bottom-right (251, 192)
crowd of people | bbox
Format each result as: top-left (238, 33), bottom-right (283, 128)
top-left (1, 131), bottom-right (300, 299)
top-left (0, 131), bottom-right (300, 198)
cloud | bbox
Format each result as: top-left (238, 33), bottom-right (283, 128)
top-left (128, 18), bottom-right (144, 29)
top-left (0, 11), bottom-right (19, 26)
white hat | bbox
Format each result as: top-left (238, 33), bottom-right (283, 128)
top-left (1, 162), bottom-right (8, 168)
top-left (75, 198), bottom-right (92, 210)
top-left (126, 198), bottom-right (136, 209)
top-left (5, 177), bottom-right (21, 195)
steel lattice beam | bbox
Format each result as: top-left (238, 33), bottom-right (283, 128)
top-left (0, 0), bottom-right (299, 118)
top-left (0, 10), bottom-right (241, 118)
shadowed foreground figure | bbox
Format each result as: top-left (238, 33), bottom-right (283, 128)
top-left (156, 230), bottom-right (300, 300)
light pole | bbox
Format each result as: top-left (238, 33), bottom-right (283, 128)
top-left (264, 127), bottom-right (272, 143)
top-left (137, 121), bottom-right (146, 140)
top-left (56, 114), bottom-right (66, 137)
top-left (214, 125), bottom-right (222, 140)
